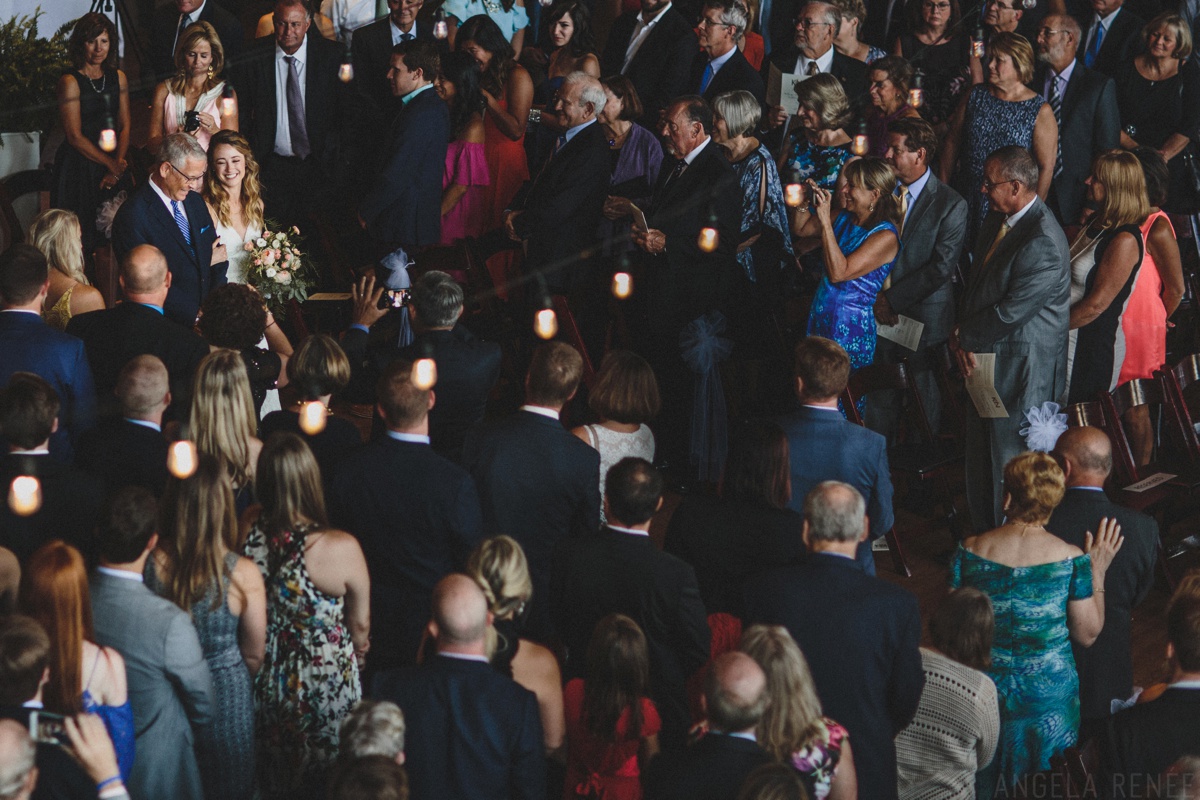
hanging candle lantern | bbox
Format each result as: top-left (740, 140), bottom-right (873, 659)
top-left (8, 475), bottom-right (41, 517)
top-left (167, 440), bottom-right (198, 479)
top-left (412, 357), bottom-right (438, 390)
top-left (908, 70), bottom-right (924, 109)
top-left (299, 400), bottom-right (328, 435)
top-left (851, 121), bottom-right (869, 156)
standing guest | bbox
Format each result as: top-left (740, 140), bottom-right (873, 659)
top-left (739, 0), bottom-right (765, 69)
top-left (323, 0), bottom-right (384, 44)
top-left (444, 0), bottom-right (530, 49)
top-left (360, 40), bottom-right (450, 258)
top-left (950, 146), bottom-right (1069, 531)
top-left (830, 0), bottom-right (887, 63)
top-left (26, 210), bottom-right (104, 333)
top-left (951, 451), bottom-right (1123, 792)
top-left (256, 6), bottom-right (341, 43)
top-left (596, 76), bottom-right (662, 257)
top-left (780, 75), bottom-right (857, 193)
top-left (110, 132), bottom-right (229, 328)
top-left (1048, 427), bottom-right (1159, 736)
top-left (894, 0), bottom-right (976, 134)
top-left (189, 350), bottom-right (263, 510)
top-left (198, 284), bottom-right (292, 418)
top-left (1033, 15), bottom-right (1120, 226)
top-left (435, 52), bottom-right (492, 244)
top-left (599, 0), bottom-right (699, 128)
top-left (90, 487), bottom-right (213, 800)
top-left (203, 131), bottom-right (266, 286)
top-left (1066, 150), bottom-right (1146, 405)
top-left (150, 0), bottom-right (244, 79)
top-left (1115, 13), bottom-right (1200, 215)
top-left (148, 22), bottom-right (238, 152)
top-left (690, 0), bottom-right (766, 104)
top-left (243, 434), bottom-right (371, 800)
top-left (351, 0), bottom-right (435, 146)
top-left (147, 456), bottom-right (267, 800)
top-left (869, 118), bottom-right (968, 440)
top-left (18, 542), bottom-right (134, 782)
top-left (562, 615), bottom-right (661, 799)
top-left (53, 13), bottom-right (130, 258)
top-left (1079, 0), bottom-right (1144, 78)
top-left (895, 588), bottom-right (1000, 800)
top-left (864, 56), bottom-right (920, 157)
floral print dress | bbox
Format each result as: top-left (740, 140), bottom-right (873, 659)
top-left (791, 717), bottom-right (850, 799)
top-left (244, 523), bottom-right (360, 800)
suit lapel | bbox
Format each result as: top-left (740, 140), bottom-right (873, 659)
top-left (901, 173), bottom-right (937, 236)
top-left (1060, 68), bottom-right (1083, 121)
top-left (629, 12), bottom-right (671, 73)
top-left (148, 189), bottom-right (198, 263)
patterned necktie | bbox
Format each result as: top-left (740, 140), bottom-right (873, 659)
top-left (700, 61), bottom-right (715, 93)
top-left (1048, 75), bottom-right (1063, 177)
top-left (553, 134), bottom-right (567, 155)
top-left (283, 55), bottom-right (312, 159)
top-left (896, 184), bottom-right (909, 236)
top-left (172, 200), bottom-right (192, 248)
top-left (401, 32), bottom-right (414, 41)
top-left (665, 158), bottom-right (687, 187)
top-left (984, 221), bottom-right (1010, 264)
top-left (1085, 20), bottom-right (1106, 67)
top-left (806, 60), bottom-right (819, 77)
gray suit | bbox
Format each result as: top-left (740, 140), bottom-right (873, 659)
top-left (90, 570), bottom-right (213, 800)
top-left (868, 171), bottom-right (969, 438)
top-left (958, 198), bottom-right (1070, 530)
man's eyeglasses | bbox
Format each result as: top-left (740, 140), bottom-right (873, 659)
top-left (794, 18), bottom-right (834, 28)
top-left (1036, 26), bottom-right (1070, 37)
top-left (699, 16), bottom-right (733, 27)
top-left (169, 162), bottom-right (206, 184)
top-left (981, 177), bottom-right (1019, 190)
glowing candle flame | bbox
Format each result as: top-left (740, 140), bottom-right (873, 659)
top-left (534, 308), bottom-right (558, 339)
top-left (413, 358), bottom-right (437, 390)
top-left (8, 475), bottom-right (41, 517)
top-left (851, 132), bottom-right (869, 156)
top-left (168, 440), bottom-right (198, 479)
top-left (99, 126), bottom-right (117, 153)
top-left (908, 87), bottom-right (923, 108)
top-left (785, 182), bottom-right (803, 207)
top-left (339, 62), bottom-right (354, 82)
top-left (612, 272), bottom-right (633, 299)
top-left (698, 226), bottom-right (718, 253)
top-left (434, 19), bottom-right (449, 38)
top-left (299, 401), bottom-right (328, 435)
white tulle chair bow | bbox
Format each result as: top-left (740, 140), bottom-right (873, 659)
top-left (1019, 401), bottom-right (1069, 452)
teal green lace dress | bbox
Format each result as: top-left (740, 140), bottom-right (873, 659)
top-left (950, 547), bottom-right (1093, 791)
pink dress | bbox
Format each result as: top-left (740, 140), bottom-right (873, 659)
top-left (563, 678), bottom-right (660, 800)
top-left (440, 139), bottom-right (490, 244)
top-left (1118, 210), bottom-right (1172, 383)
top-left (163, 82), bottom-right (224, 151)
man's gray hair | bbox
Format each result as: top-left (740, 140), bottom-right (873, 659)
top-left (564, 72), bottom-right (607, 116)
top-left (805, 0), bottom-right (843, 29)
top-left (339, 701), bottom-right (406, 761)
top-left (410, 270), bottom-right (463, 328)
top-left (158, 131), bottom-right (207, 168)
top-left (987, 145), bottom-right (1040, 189)
top-left (706, 0), bottom-right (750, 34)
top-left (0, 720), bottom-right (35, 800)
top-left (803, 481), bottom-right (865, 542)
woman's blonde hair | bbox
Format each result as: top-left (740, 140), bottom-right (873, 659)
top-left (158, 453), bottom-right (238, 612)
top-left (740, 625), bottom-right (826, 763)
top-left (203, 130), bottom-right (266, 232)
top-left (1093, 150), bottom-right (1152, 230)
top-left (795, 73), bottom-right (853, 132)
top-left (987, 31), bottom-right (1036, 85)
top-left (843, 157), bottom-right (903, 228)
top-left (1003, 451), bottom-right (1065, 524)
top-left (467, 536), bottom-right (533, 620)
top-left (189, 348), bottom-right (258, 487)
top-left (170, 21), bottom-right (225, 95)
top-left (1144, 12), bottom-right (1193, 61)
top-left (27, 210), bottom-right (88, 285)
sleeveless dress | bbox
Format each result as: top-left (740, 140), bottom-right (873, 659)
top-left (163, 82), bottom-right (226, 151)
top-left (146, 553), bottom-right (256, 800)
top-left (562, 678), bottom-right (661, 800)
top-left (959, 86), bottom-right (1043, 239)
top-left (790, 717), bottom-right (850, 800)
top-left (1118, 211), bottom-right (1173, 383)
top-left (482, 95), bottom-right (531, 299)
top-left (582, 423), bottom-right (656, 524)
top-left (950, 547), bottom-right (1094, 790)
top-left (81, 650), bottom-right (135, 782)
top-left (441, 138), bottom-right (491, 244)
top-left (244, 523), bottom-right (361, 800)
top-left (53, 69), bottom-right (124, 255)
top-left (899, 33), bottom-right (972, 129)
top-left (786, 139), bottom-right (855, 191)
top-left (43, 286), bottom-right (75, 331)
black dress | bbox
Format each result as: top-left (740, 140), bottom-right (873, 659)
top-left (241, 347), bottom-right (282, 417)
top-left (898, 33), bottom-right (972, 130)
top-left (1115, 60), bottom-right (1200, 212)
top-left (53, 69), bottom-right (123, 255)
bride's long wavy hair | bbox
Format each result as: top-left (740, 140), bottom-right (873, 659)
top-left (203, 130), bottom-right (265, 233)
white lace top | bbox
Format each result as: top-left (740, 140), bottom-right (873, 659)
top-left (582, 424), bottom-right (656, 524)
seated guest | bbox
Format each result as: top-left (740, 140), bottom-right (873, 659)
top-left (371, 574), bottom-right (546, 799)
top-left (744, 481), bottom-right (923, 800)
top-left (562, 615), bottom-right (662, 798)
top-left (552, 458), bottom-right (709, 749)
top-left (644, 651), bottom-right (771, 800)
top-left (331, 359), bottom-right (483, 670)
top-left (188, 349), bottom-right (262, 509)
top-left (90, 487), bottom-right (213, 800)
top-left (1080, 0), bottom-right (1144, 78)
top-left (327, 756), bottom-right (409, 800)
top-left (664, 420), bottom-right (804, 618)
top-left (66, 244), bottom-right (209, 419)
top-left (26, 210), bottom-right (104, 332)
top-left (147, 22), bottom-right (238, 152)
top-left (1049, 427), bottom-right (1158, 736)
top-left (776, 337), bottom-right (893, 572)
top-left (463, 341), bottom-right (600, 642)
top-left (691, 0), bottom-right (766, 104)
top-left (599, 0), bottom-right (697, 128)
top-left (351, 0), bottom-right (437, 146)
top-left (894, 0), bottom-right (975, 134)
top-left (0, 374), bottom-right (102, 563)
top-left (339, 700), bottom-right (406, 765)
top-left (149, 0), bottom-right (243, 79)
top-left (779, 75), bottom-right (857, 193)
top-left (435, 52), bottom-right (492, 245)
top-left (831, 0), bottom-right (887, 63)
top-left (0, 244), bottom-right (95, 461)
top-left (198, 283), bottom-right (292, 417)
top-left (864, 56), bottom-right (922, 156)
top-left (895, 588), bottom-right (1000, 799)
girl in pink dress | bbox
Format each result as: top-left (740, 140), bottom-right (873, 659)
top-left (436, 52), bottom-right (492, 245)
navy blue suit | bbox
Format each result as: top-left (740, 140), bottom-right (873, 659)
top-left (776, 405), bottom-right (894, 573)
top-left (0, 453), bottom-right (103, 563)
top-left (0, 311), bottom-right (95, 461)
top-left (743, 552), bottom-right (924, 800)
top-left (75, 418), bottom-right (170, 499)
top-left (110, 183), bottom-right (228, 327)
top-left (371, 654), bottom-right (546, 800)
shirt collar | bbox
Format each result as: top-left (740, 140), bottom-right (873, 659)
top-left (1052, 58), bottom-right (1076, 85)
top-left (722, 731), bottom-right (758, 741)
top-left (639, 2), bottom-right (672, 26)
top-left (277, 37), bottom-right (308, 64)
top-left (1096, 7), bottom-right (1121, 29)
top-left (1005, 196), bottom-right (1038, 228)
top-left (124, 418), bottom-right (162, 432)
top-left (1069, 485), bottom-right (1106, 492)
top-left (902, 167), bottom-right (931, 202)
top-left (1170, 679), bottom-right (1200, 690)
top-left (401, 82), bottom-right (434, 105)
top-left (390, 17), bottom-right (417, 42)
top-left (520, 404), bottom-right (561, 420)
top-left (386, 430), bottom-right (431, 444)
top-left (684, 136), bottom-right (712, 165)
top-left (181, 0), bottom-right (206, 24)
top-left (608, 524), bottom-right (650, 537)
top-left (148, 176), bottom-right (181, 214)
top-left (0, 308), bottom-right (41, 316)
top-left (798, 46), bottom-right (835, 75)
top-left (141, 303), bottom-right (165, 314)
top-left (437, 651), bottom-right (491, 663)
top-left (709, 45), bottom-right (737, 70)
top-left (23, 700), bottom-right (43, 709)
top-left (802, 403), bottom-right (840, 412)
top-left (563, 117), bottom-right (597, 144)
top-left (96, 565), bottom-right (145, 583)
top-left (10, 448), bottom-right (50, 456)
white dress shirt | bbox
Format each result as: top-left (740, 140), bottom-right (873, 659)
top-left (520, 404), bottom-right (561, 420)
top-left (795, 45), bottom-right (834, 77)
top-left (623, 3), bottom-right (673, 73)
top-left (323, 0), bottom-right (378, 43)
top-left (149, 176), bottom-right (186, 224)
top-left (173, 0), bottom-right (208, 57)
top-left (386, 430), bottom-right (432, 444)
top-left (1084, 7), bottom-right (1123, 56)
top-left (391, 17), bottom-right (419, 44)
top-left (704, 44), bottom-right (738, 84)
top-left (274, 38), bottom-right (309, 156)
top-left (1005, 195), bottom-right (1038, 228)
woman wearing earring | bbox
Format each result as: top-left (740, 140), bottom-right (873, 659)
top-left (148, 21), bottom-right (237, 152)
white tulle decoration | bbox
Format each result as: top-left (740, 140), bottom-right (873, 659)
top-left (1019, 401), bottom-right (1069, 452)
top-left (95, 191), bottom-right (128, 238)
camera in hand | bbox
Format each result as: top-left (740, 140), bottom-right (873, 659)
top-left (184, 110), bottom-right (201, 133)
top-left (377, 289), bottom-right (410, 311)
top-left (30, 710), bottom-right (69, 747)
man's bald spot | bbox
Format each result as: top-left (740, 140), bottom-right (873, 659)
top-left (431, 574), bottom-right (489, 645)
top-left (117, 355), bottom-right (170, 415)
top-left (121, 245), bottom-right (169, 295)
top-left (1054, 426), bottom-right (1113, 478)
top-left (712, 651), bottom-right (766, 706)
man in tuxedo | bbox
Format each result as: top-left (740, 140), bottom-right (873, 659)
top-left (331, 359), bottom-right (484, 671)
top-left (68, 245), bottom-right (209, 420)
top-left (76, 356), bottom-right (172, 499)
top-left (870, 118), bottom-right (969, 438)
top-left (1047, 427), bottom-right (1158, 735)
top-left (553, 458), bottom-right (710, 749)
top-left (690, 0), bottom-right (766, 104)
top-left (150, 0), bottom-right (244, 79)
top-left (359, 40), bottom-right (449, 257)
top-left (371, 574), bottom-right (546, 800)
top-left (778, 336), bottom-right (893, 573)
top-left (744, 481), bottom-right (924, 800)
top-left (1077, 0), bottom-right (1142, 78)
top-left (600, 0), bottom-right (698, 128)
top-left (951, 145), bottom-right (1070, 531)
top-left (0, 245), bottom-right (95, 462)
top-left (110, 134), bottom-right (228, 327)
top-left (351, 0), bottom-right (434, 141)
top-left (1034, 15), bottom-right (1120, 225)
top-left (643, 651), bottom-right (771, 799)
top-left (463, 341), bottom-right (601, 642)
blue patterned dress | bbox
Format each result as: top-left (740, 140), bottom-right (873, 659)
top-left (959, 85), bottom-right (1044, 240)
top-left (950, 546), bottom-right (1094, 791)
top-left (787, 139), bottom-right (856, 191)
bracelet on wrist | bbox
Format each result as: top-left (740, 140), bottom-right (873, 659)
top-left (97, 776), bottom-right (122, 791)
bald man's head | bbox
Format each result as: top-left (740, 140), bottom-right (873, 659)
top-left (0, 719), bottom-right (36, 800)
top-left (704, 651), bottom-right (768, 734)
top-left (431, 574), bottom-right (489, 649)
top-left (120, 245), bottom-right (170, 297)
top-left (1052, 426), bottom-right (1113, 486)
top-left (117, 355), bottom-right (170, 418)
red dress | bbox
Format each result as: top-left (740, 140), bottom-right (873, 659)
top-left (483, 96), bottom-right (530, 300)
top-left (563, 679), bottom-right (661, 800)
top-left (1118, 210), bottom-right (1172, 383)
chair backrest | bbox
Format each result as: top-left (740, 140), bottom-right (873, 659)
top-left (1065, 400), bottom-right (1108, 430)
top-left (1102, 378), bottom-right (1165, 485)
top-left (841, 360), bottom-right (937, 441)
top-left (0, 167), bottom-right (53, 251)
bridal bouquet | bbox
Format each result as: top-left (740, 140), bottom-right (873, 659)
top-left (244, 225), bottom-right (315, 319)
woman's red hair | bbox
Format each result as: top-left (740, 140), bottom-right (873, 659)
top-left (19, 541), bottom-right (93, 714)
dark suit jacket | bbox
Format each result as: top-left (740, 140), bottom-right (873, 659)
top-left (643, 730), bottom-right (772, 800)
top-left (1077, 7), bottom-right (1144, 78)
top-left (0, 453), bottom-right (103, 563)
top-left (600, 7), bottom-right (698, 128)
top-left (462, 409), bottom-right (601, 642)
top-left (511, 120), bottom-right (611, 295)
top-left (0, 706), bottom-right (94, 800)
top-left (351, 18), bottom-right (437, 136)
top-left (66, 302), bottom-right (210, 419)
top-left (360, 86), bottom-right (450, 249)
top-left (1047, 487), bottom-right (1158, 721)
top-left (110, 185), bottom-right (228, 326)
top-left (552, 526), bottom-right (711, 747)
top-left (766, 47), bottom-right (869, 115)
top-left (689, 47), bottom-right (767, 105)
top-left (0, 311), bottom-right (95, 461)
top-left (371, 654), bottom-right (546, 800)
top-left (744, 552), bottom-right (924, 800)
top-left (75, 418), bottom-right (170, 499)
top-left (150, 1), bottom-right (245, 78)
top-left (259, 410), bottom-right (362, 487)
top-left (1032, 62), bottom-right (1120, 224)
top-left (1099, 688), bottom-right (1200, 798)
top-left (330, 437), bottom-right (484, 669)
